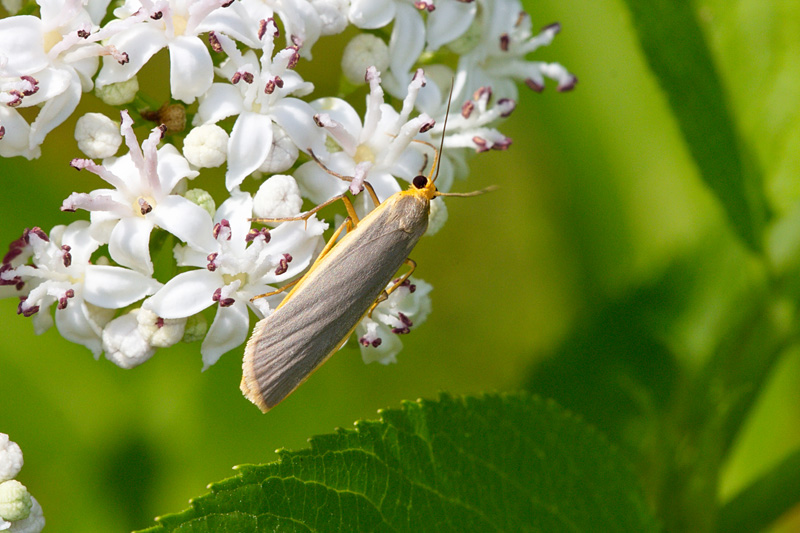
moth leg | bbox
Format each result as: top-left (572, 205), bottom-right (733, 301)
top-left (249, 279), bottom-right (301, 301)
top-left (367, 258), bottom-right (417, 317)
top-left (309, 149), bottom-right (381, 208)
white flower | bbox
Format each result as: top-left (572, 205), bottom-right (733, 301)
top-left (240, 0), bottom-right (330, 58)
top-left (102, 308), bottom-right (156, 369)
top-left (0, 222), bottom-right (160, 357)
top-left (182, 124), bottom-right (228, 168)
top-left (0, 1), bottom-right (124, 158)
top-left (95, 0), bottom-right (258, 103)
top-left (348, 0), bottom-right (476, 83)
top-left (74, 112), bottom-right (122, 158)
top-left (194, 28), bottom-right (321, 190)
top-left (253, 174), bottom-right (303, 219)
top-left (356, 277), bottom-right (432, 364)
top-left (341, 34), bottom-right (389, 85)
top-left (61, 111), bottom-right (213, 275)
top-left (144, 189), bottom-right (328, 368)
top-left (456, 1), bottom-right (577, 100)
top-left (0, 480), bottom-right (31, 523)
top-left (94, 76), bottom-right (139, 105)
top-left (310, 0), bottom-right (348, 36)
top-left (0, 435), bottom-right (22, 483)
top-left (295, 67), bottom-right (431, 209)
top-left (6, 496), bottom-right (44, 533)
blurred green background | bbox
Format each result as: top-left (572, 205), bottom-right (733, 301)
top-left (3, 0), bottom-right (800, 530)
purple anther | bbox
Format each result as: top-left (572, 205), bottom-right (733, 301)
top-left (372, 338), bottom-right (382, 347)
top-left (497, 98), bottom-right (516, 117)
top-left (18, 298), bottom-right (39, 317)
top-left (157, 124), bottom-right (167, 137)
top-left (525, 78), bottom-right (544, 93)
top-left (419, 118), bottom-right (435, 133)
top-left (77, 29), bottom-right (90, 38)
top-left (461, 100), bottom-right (474, 119)
top-left (28, 227), bottom-right (49, 243)
top-left (285, 46), bottom-right (300, 69)
top-left (57, 289), bottom-right (74, 310)
top-left (213, 219), bottom-right (232, 240)
top-left (156, 317), bottom-right (165, 328)
top-left (0, 126), bottom-right (5, 140)
top-left (557, 75), bottom-right (578, 92)
top-left (397, 312), bottom-right (413, 328)
top-left (474, 86), bottom-right (492, 102)
top-left (274, 253), bottom-right (293, 276)
top-left (151, 11), bottom-right (163, 20)
top-left (499, 33), bottom-right (510, 52)
top-left (492, 137), bottom-right (512, 151)
top-left (246, 228), bottom-right (270, 243)
top-left (118, 51), bottom-right (130, 65)
top-left (7, 91), bottom-right (23, 107)
top-left (138, 198), bottom-right (153, 215)
top-left (221, 0), bottom-right (234, 7)
top-left (472, 136), bottom-right (489, 153)
top-left (542, 22), bottom-right (562, 34)
top-left (208, 32), bottom-right (222, 52)
top-left (391, 326), bottom-right (410, 335)
top-left (206, 252), bottom-right (218, 271)
top-left (61, 245), bottom-right (72, 267)
top-left (359, 336), bottom-right (371, 347)
top-left (264, 80), bottom-right (276, 94)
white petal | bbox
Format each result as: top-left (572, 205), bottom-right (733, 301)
top-left (310, 97), bottom-right (363, 138)
top-left (95, 25), bottom-right (168, 87)
top-left (150, 195), bottom-right (216, 251)
top-left (55, 300), bottom-right (103, 357)
top-left (84, 264), bottom-right (162, 308)
top-left (108, 216), bottom-right (154, 274)
top-left (265, 218), bottom-right (327, 280)
top-left (426, 1), bottom-right (477, 51)
top-left (144, 269), bottom-right (220, 319)
top-left (168, 36), bottom-right (213, 103)
top-left (272, 98), bottom-right (327, 157)
top-left (196, 83), bottom-right (244, 124)
top-left (294, 156), bottom-right (350, 204)
top-left (0, 107), bottom-right (37, 159)
top-left (349, 0), bottom-right (395, 29)
top-left (196, 1), bottom-right (259, 47)
top-left (225, 112), bottom-right (273, 190)
top-left (389, 3), bottom-right (425, 78)
top-left (200, 299), bottom-right (249, 369)
top-left (28, 71), bottom-right (82, 149)
top-left (155, 143), bottom-right (199, 195)
top-left (0, 16), bottom-right (48, 74)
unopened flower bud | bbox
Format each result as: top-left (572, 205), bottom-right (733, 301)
top-left (74, 113), bottom-right (122, 159)
top-left (95, 77), bottom-right (139, 105)
top-left (182, 314), bottom-right (208, 343)
top-left (0, 480), bottom-right (31, 522)
top-left (342, 34), bottom-right (390, 85)
top-left (257, 125), bottom-right (298, 174)
top-left (184, 188), bottom-right (216, 218)
top-left (0, 435), bottom-right (23, 483)
top-left (136, 307), bottom-right (187, 348)
top-left (253, 175), bottom-right (303, 220)
top-left (183, 124), bottom-right (228, 168)
top-left (102, 310), bottom-right (156, 369)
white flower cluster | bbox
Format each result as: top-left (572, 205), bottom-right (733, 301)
top-left (0, 434), bottom-right (44, 533)
top-left (0, 0), bottom-right (574, 369)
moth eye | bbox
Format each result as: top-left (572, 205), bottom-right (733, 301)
top-left (412, 175), bottom-right (428, 189)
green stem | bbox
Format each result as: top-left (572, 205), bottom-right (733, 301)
top-left (717, 447), bottom-right (800, 533)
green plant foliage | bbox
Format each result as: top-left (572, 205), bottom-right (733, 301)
top-left (620, 0), bottom-right (770, 251)
top-left (138, 393), bottom-right (658, 533)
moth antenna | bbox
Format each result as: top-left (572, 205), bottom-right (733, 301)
top-left (431, 81), bottom-right (455, 185)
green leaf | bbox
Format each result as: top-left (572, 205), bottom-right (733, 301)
top-left (138, 393), bottom-right (658, 533)
top-left (620, 0), bottom-right (770, 251)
